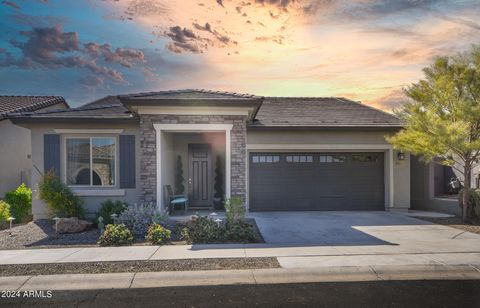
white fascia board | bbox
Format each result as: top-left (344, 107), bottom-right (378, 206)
top-left (153, 123), bottom-right (233, 132)
top-left (246, 144), bottom-right (393, 151)
top-left (137, 106), bottom-right (250, 115)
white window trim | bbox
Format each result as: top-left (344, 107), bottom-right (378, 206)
top-left (153, 123), bottom-right (233, 212)
top-left (55, 129), bottom-right (124, 134)
top-left (72, 189), bottom-right (125, 197)
top-left (64, 136), bottom-right (117, 188)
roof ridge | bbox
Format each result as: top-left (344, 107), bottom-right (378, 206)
top-left (118, 89), bottom-right (260, 99)
top-left (335, 97), bottom-right (400, 118)
top-left (1, 96), bottom-right (67, 118)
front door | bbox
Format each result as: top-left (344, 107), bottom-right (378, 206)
top-left (188, 144), bottom-right (212, 207)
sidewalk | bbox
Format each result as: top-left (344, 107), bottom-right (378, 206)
top-left (1, 264), bottom-right (480, 291)
top-left (1, 241), bottom-right (480, 267)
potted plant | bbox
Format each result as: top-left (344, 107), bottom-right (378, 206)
top-left (213, 156), bottom-right (224, 210)
top-left (175, 155), bottom-right (185, 195)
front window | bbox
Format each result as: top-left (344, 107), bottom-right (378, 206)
top-left (66, 137), bottom-right (116, 186)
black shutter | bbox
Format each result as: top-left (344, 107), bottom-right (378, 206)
top-left (44, 134), bottom-right (60, 176)
top-left (119, 135), bottom-right (136, 188)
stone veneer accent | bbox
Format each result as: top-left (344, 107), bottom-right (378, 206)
top-left (139, 115), bottom-right (247, 204)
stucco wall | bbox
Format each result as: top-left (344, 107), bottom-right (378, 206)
top-left (246, 129), bottom-right (410, 209)
top-left (0, 103), bottom-right (66, 198)
top-left (0, 119), bottom-right (31, 198)
top-left (29, 122), bottom-right (141, 219)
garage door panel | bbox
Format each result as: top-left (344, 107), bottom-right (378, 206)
top-left (249, 152), bottom-right (385, 211)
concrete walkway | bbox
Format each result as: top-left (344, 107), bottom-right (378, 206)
top-left (1, 264), bottom-right (480, 291)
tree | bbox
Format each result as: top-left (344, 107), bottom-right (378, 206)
top-left (387, 45), bottom-right (480, 222)
top-left (175, 155), bottom-right (185, 195)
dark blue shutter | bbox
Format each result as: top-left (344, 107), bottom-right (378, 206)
top-left (119, 135), bottom-right (136, 188)
top-left (44, 134), bottom-right (60, 176)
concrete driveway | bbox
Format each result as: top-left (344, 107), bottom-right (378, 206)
top-left (250, 211), bottom-right (480, 245)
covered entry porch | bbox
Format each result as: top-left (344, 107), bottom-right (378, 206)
top-left (154, 124), bottom-right (233, 213)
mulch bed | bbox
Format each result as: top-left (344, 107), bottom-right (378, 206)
top-left (412, 216), bottom-right (480, 235)
top-left (0, 257), bottom-right (280, 276)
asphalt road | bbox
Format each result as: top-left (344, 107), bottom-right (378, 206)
top-left (2, 280), bottom-right (479, 307)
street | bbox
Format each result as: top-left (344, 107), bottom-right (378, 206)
top-left (2, 279), bottom-right (479, 307)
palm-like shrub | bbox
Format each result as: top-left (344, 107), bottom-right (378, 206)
top-left (38, 171), bottom-right (84, 218)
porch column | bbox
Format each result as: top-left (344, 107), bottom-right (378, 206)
top-left (225, 128), bottom-right (231, 199)
top-left (387, 148), bottom-right (394, 209)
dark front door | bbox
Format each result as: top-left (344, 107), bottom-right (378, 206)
top-left (188, 144), bottom-right (212, 207)
top-left (249, 152), bottom-right (385, 211)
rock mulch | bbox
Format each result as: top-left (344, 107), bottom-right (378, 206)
top-left (0, 219), bottom-right (100, 250)
top-left (0, 257), bottom-right (280, 276)
top-left (413, 216), bottom-right (480, 234)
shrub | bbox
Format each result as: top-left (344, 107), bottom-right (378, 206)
top-left (0, 201), bottom-right (11, 229)
top-left (459, 188), bottom-right (480, 219)
top-left (38, 171), bottom-right (84, 218)
top-left (180, 216), bottom-right (224, 244)
top-left (224, 196), bottom-right (245, 225)
top-left (96, 200), bottom-right (127, 225)
top-left (225, 220), bottom-right (256, 243)
top-left (145, 223), bottom-right (171, 245)
top-left (97, 224), bottom-right (134, 246)
top-left (4, 183), bottom-right (32, 223)
top-left (115, 203), bottom-right (167, 237)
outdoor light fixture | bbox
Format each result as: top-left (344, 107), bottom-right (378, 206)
top-left (8, 217), bottom-right (15, 235)
top-left (397, 151), bottom-right (405, 161)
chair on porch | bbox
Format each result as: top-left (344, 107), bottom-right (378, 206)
top-left (164, 185), bottom-right (189, 214)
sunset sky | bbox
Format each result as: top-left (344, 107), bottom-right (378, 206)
top-left (0, 0), bottom-right (479, 109)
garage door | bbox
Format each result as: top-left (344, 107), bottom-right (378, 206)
top-left (249, 152), bottom-right (385, 211)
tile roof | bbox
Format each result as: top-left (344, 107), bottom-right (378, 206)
top-left (119, 89), bottom-right (260, 100)
top-left (9, 91), bottom-right (403, 128)
top-left (0, 96), bottom-right (67, 120)
top-left (8, 96), bottom-right (135, 121)
top-left (251, 97), bottom-right (403, 128)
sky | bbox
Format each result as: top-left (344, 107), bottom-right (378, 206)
top-left (0, 0), bottom-right (479, 109)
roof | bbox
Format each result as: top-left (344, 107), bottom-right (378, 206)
top-left (0, 96), bottom-right (67, 120)
top-left (251, 97), bottom-right (403, 128)
top-left (119, 89), bottom-right (261, 100)
top-left (8, 96), bottom-right (135, 122)
top-left (9, 90), bottom-right (403, 128)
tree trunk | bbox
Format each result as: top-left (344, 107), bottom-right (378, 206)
top-left (462, 164), bottom-right (472, 223)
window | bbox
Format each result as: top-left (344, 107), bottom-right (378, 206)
top-left (66, 137), bottom-right (116, 186)
top-left (319, 155), bottom-right (346, 163)
top-left (352, 154), bottom-right (379, 163)
top-left (252, 155), bottom-right (279, 163)
top-left (286, 155), bottom-right (313, 163)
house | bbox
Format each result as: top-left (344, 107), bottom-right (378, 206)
top-left (10, 89), bottom-right (411, 219)
top-left (0, 96), bottom-right (68, 197)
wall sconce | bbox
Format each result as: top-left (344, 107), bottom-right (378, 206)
top-left (397, 151), bottom-right (405, 161)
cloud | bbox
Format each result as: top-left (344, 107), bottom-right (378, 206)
top-left (163, 26), bottom-right (204, 53)
top-left (255, 35), bottom-right (284, 44)
top-left (216, 0), bottom-right (224, 7)
top-left (373, 88), bottom-right (408, 110)
top-left (193, 22), bottom-right (237, 46)
top-left (2, 1), bottom-right (20, 10)
top-left (84, 43), bottom-right (145, 68)
top-left (0, 26), bottom-right (150, 87)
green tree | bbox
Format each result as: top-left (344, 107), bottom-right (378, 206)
top-left (387, 46), bottom-right (480, 222)
top-left (175, 155), bottom-right (185, 194)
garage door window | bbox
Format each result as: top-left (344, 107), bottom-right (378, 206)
top-left (252, 155), bottom-right (280, 163)
top-left (319, 155), bottom-right (346, 163)
top-left (286, 155), bottom-right (313, 163)
top-left (352, 154), bottom-right (379, 163)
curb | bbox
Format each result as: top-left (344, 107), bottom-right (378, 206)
top-left (1, 264), bottom-right (479, 291)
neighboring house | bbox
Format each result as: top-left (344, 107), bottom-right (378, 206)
top-left (410, 157), bottom-right (480, 216)
top-left (11, 89), bottom-right (411, 219)
top-left (0, 96), bottom-right (68, 198)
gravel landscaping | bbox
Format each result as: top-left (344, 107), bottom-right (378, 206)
top-left (0, 217), bottom-right (264, 250)
top-left (413, 216), bottom-right (480, 235)
top-left (0, 257), bottom-right (280, 276)
top-left (0, 219), bottom-right (101, 250)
